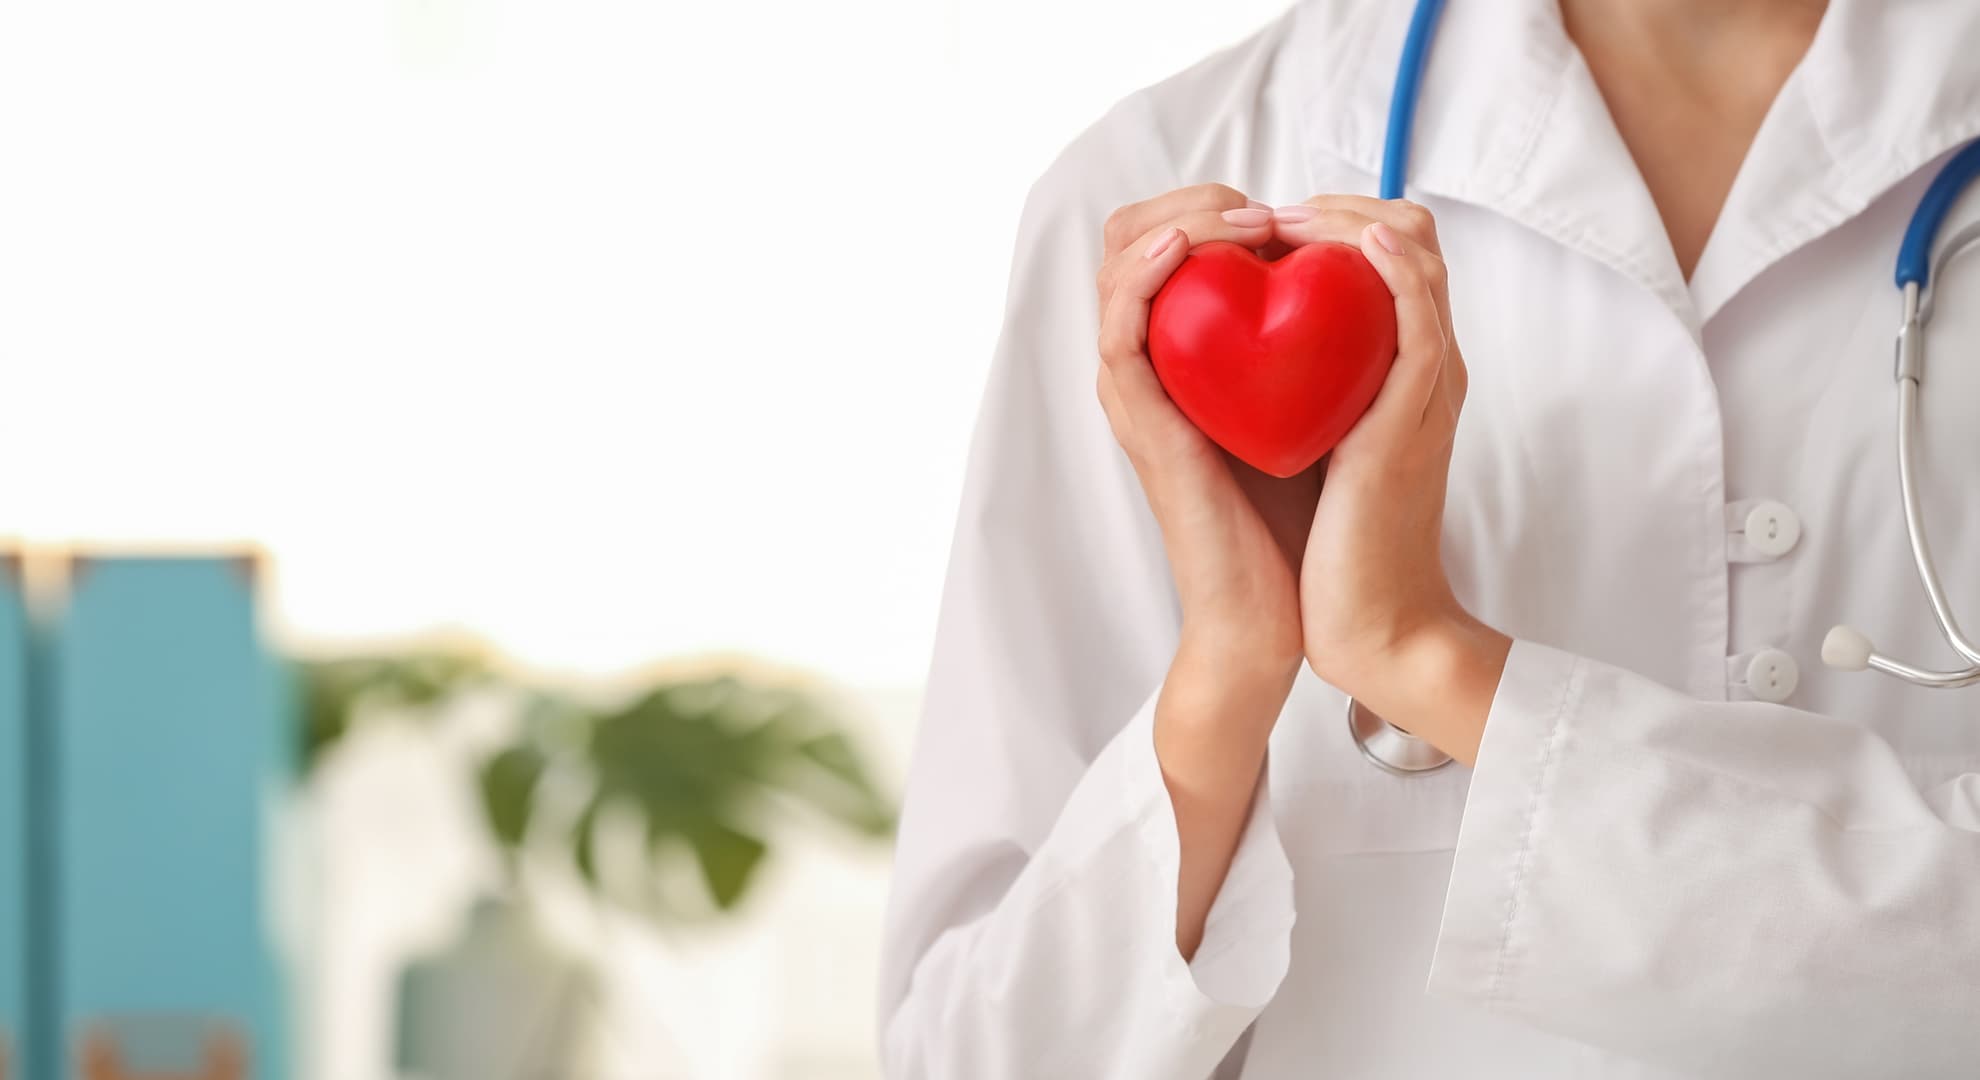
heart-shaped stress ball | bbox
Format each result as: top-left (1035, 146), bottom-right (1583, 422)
top-left (1147, 240), bottom-right (1398, 478)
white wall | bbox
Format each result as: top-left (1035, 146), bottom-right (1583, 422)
top-left (2, 0), bottom-right (1295, 686)
top-left (2, 0), bottom-right (1299, 1075)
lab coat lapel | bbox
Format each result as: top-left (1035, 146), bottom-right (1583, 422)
top-left (1690, 0), bottom-right (1980, 325)
top-left (1295, 0), bottom-right (1696, 329)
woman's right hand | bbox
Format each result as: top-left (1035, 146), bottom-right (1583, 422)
top-left (1095, 184), bottom-right (1322, 957)
top-left (1096, 185), bottom-right (1320, 727)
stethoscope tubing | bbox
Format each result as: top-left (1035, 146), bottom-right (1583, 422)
top-left (1351, 0), bottom-right (1456, 772)
top-left (1378, 0), bottom-right (1447, 201)
top-left (1897, 140), bottom-right (1980, 289)
top-left (1354, 1), bottom-right (1980, 773)
top-left (1838, 152), bottom-right (1980, 689)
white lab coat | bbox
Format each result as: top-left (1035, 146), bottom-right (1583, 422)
top-left (880, 0), bottom-right (1980, 1076)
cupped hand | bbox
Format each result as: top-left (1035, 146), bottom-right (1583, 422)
top-left (1101, 187), bottom-right (1338, 958)
top-left (1095, 185), bottom-right (1322, 702)
top-left (1272, 197), bottom-right (1509, 757)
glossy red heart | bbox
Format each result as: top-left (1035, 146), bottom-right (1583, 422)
top-left (1147, 241), bottom-right (1397, 478)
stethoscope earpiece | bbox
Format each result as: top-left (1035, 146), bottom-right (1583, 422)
top-left (1825, 141), bottom-right (1980, 691)
top-left (1821, 626), bottom-right (1874, 672)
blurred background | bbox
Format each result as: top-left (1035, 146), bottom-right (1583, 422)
top-left (0, 0), bottom-right (1291, 1076)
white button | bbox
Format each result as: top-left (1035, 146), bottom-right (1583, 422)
top-left (1746, 648), bottom-right (1800, 702)
top-left (1744, 501), bottom-right (1801, 557)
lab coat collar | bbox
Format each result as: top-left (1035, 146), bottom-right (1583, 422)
top-left (1293, 0), bottom-right (1980, 336)
top-left (1693, 0), bottom-right (1980, 323)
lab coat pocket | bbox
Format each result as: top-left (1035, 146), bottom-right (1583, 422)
top-left (1266, 668), bottom-right (1473, 858)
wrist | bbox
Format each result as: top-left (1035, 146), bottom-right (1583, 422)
top-left (1343, 612), bottom-right (1511, 765)
top-left (1156, 630), bottom-right (1297, 759)
top-left (1177, 613), bottom-right (1303, 686)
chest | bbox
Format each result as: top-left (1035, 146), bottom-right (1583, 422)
top-left (1440, 175), bottom-right (1980, 728)
top-left (1239, 158), bottom-right (1980, 861)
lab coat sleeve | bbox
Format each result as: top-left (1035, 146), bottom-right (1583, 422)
top-left (877, 96), bottom-right (1296, 1080)
top-left (1428, 639), bottom-right (1980, 1079)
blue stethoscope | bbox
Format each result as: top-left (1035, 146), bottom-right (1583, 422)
top-left (1351, 0), bottom-right (1980, 775)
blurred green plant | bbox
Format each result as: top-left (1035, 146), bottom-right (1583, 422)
top-left (298, 652), bottom-right (492, 767)
top-left (295, 654), bottom-right (895, 916)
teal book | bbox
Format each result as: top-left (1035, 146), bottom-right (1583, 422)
top-left (50, 557), bottom-right (288, 1079)
top-left (0, 557), bottom-right (24, 1080)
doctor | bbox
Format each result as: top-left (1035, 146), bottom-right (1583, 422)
top-left (881, 0), bottom-right (1980, 1076)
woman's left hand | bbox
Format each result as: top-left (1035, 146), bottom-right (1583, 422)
top-left (1272, 197), bottom-right (1512, 762)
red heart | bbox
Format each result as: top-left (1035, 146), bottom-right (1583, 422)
top-left (1147, 241), bottom-right (1397, 478)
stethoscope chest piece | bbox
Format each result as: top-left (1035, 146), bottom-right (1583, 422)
top-left (1346, 696), bottom-right (1453, 775)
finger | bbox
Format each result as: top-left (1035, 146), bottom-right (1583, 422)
top-left (1254, 202), bottom-right (1437, 338)
top-left (1097, 206), bottom-right (1276, 311)
top-left (1097, 224), bottom-right (1193, 416)
top-left (1354, 221), bottom-right (1449, 433)
top-left (1262, 205), bottom-right (1379, 249)
top-left (1123, 208), bottom-right (1276, 264)
top-left (1277, 195), bottom-right (1441, 254)
top-left (1278, 197), bottom-right (1454, 341)
top-left (1102, 183), bottom-right (1260, 258)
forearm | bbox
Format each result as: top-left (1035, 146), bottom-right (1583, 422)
top-left (1154, 631), bottom-right (1295, 958)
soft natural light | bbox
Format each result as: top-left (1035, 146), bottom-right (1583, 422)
top-left (5, 1), bottom-right (1301, 1077)
top-left (3, 0), bottom-right (1292, 688)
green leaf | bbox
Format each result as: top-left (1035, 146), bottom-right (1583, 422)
top-left (295, 662), bottom-right (357, 770)
top-left (572, 798), bottom-right (603, 890)
top-left (294, 651), bottom-right (899, 925)
top-left (795, 731), bottom-right (869, 789)
top-left (478, 744), bottom-right (548, 850)
top-left (293, 651), bottom-right (487, 771)
top-left (688, 821), bottom-right (768, 910)
top-left (788, 732), bottom-right (896, 836)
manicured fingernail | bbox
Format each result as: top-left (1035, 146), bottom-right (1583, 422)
top-left (1221, 207), bottom-right (1271, 227)
top-left (1273, 204), bottom-right (1317, 222)
top-left (1370, 222), bottom-right (1405, 255)
top-left (1145, 227), bottom-right (1182, 260)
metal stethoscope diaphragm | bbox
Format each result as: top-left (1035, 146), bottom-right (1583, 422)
top-left (1346, 696), bottom-right (1453, 775)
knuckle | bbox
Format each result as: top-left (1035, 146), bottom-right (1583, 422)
top-left (1190, 182), bottom-right (1247, 210)
top-left (1316, 207), bottom-right (1369, 232)
top-left (1394, 199), bottom-right (1437, 233)
top-left (1102, 206), bottom-right (1135, 254)
top-left (1097, 323), bottom-right (1131, 363)
top-left (1390, 253), bottom-right (1427, 288)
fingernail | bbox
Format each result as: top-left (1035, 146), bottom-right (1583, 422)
top-left (1145, 227), bottom-right (1182, 260)
top-left (1221, 207), bottom-right (1271, 227)
top-left (1272, 204), bottom-right (1317, 222)
top-left (1245, 199), bottom-right (1271, 210)
top-left (1370, 222), bottom-right (1405, 255)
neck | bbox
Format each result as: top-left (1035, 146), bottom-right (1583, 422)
top-left (1560, 0), bottom-right (1827, 80)
top-left (1559, 0), bottom-right (1828, 28)
top-left (1558, 0), bottom-right (1828, 279)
